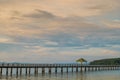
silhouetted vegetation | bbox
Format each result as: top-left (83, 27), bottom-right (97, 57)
top-left (90, 58), bottom-right (120, 65)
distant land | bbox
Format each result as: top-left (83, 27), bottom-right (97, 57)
top-left (90, 58), bottom-right (120, 65)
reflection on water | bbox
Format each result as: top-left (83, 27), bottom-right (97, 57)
top-left (0, 70), bottom-right (120, 80)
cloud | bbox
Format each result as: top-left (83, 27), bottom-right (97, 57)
top-left (0, 37), bottom-right (10, 43)
top-left (0, 36), bottom-right (14, 44)
top-left (0, 46), bottom-right (119, 63)
top-left (0, 0), bottom-right (119, 17)
top-left (23, 9), bottom-right (56, 19)
top-left (45, 41), bottom-right (58, 46)
top-left (104, 20), bottom-right (120, 28)
top-left (0, 9), bottom-right (120, 48)
top-left (0, 0), bottom-right (120, 63)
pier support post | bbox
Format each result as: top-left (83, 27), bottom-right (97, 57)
top-left (109, 66), bottom-right (111, 70)
top-left (76, 67), bottom-right (78, 72)
top-left (80, 66), bottom-right (82, 72)
top-left (91, 67), bottom-right (94, 71)
top-left (55, 67), bottom-right (57, 73)
top-left (98, 67), bottom-right (100, 71)
top-left (84, 67), bottom-right (86, 72)
top-left (114, 66), bottom-right (116, 70)
top-left (99, 67), bottom-right (101, 70)
top-left (111, 67), bottom-right (112, 70)
top-left (26, 68), bottom-right (28, 76)
top-left (88, 67), bottom-right (90, 71)
top-left (10, 68), bottom-right (13, 76)
top-left (0, 68), bottom-right (2, 76)
top-left (42, 68), bottom-right (45, 74)
top-left (101, 67), bottom-right (104, 71)
top-left (95, 67), bottom-right (97, 71)
top-left (16, 68), bottom-right (18, 77)
top-left (6, 68), bottom-right (8, 76)
top-left (106, 67), bottom-right (108, 70)
top-left (112, 66), bottom-right (114, 70)
top-left (66, 67), bottom-right (68, 73)
top-left (61, 67), bottom-right (63, 73)
top-left (117, 66), bottom-right (119, 70)
top-left (20, 68), bottom-right (22, 76)
top-left (107, 67), bottom-right (109, 70)
top-left (104, 67), bottom-right (106, 70)
top-left (103, 67), bottom-right (105, 70)
top-left (29, 68), bottom-right (31, 76)
top-left (36, 68), bottom-right (38, 75)
top-left (49, 68), bottom-right (51, 74)
top-left (34, 68), bottom-right (36, 75)
top-left (105, 67), bottom-right (107, 70)
top-left (117, 67), bottom-right (119, 70)
top-left (72, 67), bottom-right (73, 72)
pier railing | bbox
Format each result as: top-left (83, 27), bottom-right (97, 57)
top-left (0, 63), bottom-right (120, 67)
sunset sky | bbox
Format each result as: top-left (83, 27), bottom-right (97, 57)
top-left (0, 0), bottom-right (120, 63)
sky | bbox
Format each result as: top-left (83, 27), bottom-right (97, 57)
top-left (0, 0), bottom-right (120, 63)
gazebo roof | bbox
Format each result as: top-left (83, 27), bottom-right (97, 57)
top-left (76, 58), bottom-right (87, 62)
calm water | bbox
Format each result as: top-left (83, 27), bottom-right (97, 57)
top-left (0, 70), bottom-right (120, 80)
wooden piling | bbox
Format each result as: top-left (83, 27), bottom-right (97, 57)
top-left (91, 67), bottom-right (94, 71)
top-left (29, 68), bottom-right (31, 75)
top-left (0, 68), bottom-right (2, 76)
top-left (16, 68), bottom-right (18, 77)
top-left (55, 67), bottom-right (57, 73)
top-left (20, 68), bottom-right (22, 76)
top-left (42, 67), bottom-right (45, 74)
top-left (36, 68), bottom-right (38, 75)
top-left (88, 67), bottom-right (90, 71)
top-left (66, 67), bottom-right (68, 73)
top-left (34, 68), bottom-right (36, 75)
top-left (98, 67), bottom-right (100, 71)
top-left (26, 68), bottom-right (28, 76)
top-left (49, 68), bottom-right (51, 74)
top-left (61, 67), bottom-right (63, 73)
top-left (6, 68), bottom-right (8, 76)
top-left (10, 68), bottom-right (13, 76)
top-left (84, 67), bottom-right (86, 72)
top-left (76, 67), bottom-right (78, 72)
top-left (95, 67), bottom-right (97, 71)
top-left (72, 67), bottom-right (73, 72)
top-left (80, 66), bottom-right (82, 72)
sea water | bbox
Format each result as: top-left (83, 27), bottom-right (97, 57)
top-left (0, 70), bottom-right (120, 80)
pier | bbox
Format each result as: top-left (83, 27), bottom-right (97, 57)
top-left (0, 63), bottom-right (120, 77)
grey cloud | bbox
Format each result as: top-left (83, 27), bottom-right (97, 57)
top-left (87, 5), bottom-right (107, 10)
top-left (23, 9), bottom-right (56, 19)
top-left (11, 10), bottom-right (21, 15)
top-left (10, 17), bottom-right (22, 20)
top-left (45, 32), bottom-right (120, 48)
top-left (1, 9), bottom-right (120, 50)
top-left (0, 0), bottom-right (16, 5)
top-left (8, 10), bottom-right (23, 20)
top-left (0, 0), bottom-right (9, 3)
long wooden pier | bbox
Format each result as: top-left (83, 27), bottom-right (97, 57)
top-left (0, 63), bottom-right (120, 77)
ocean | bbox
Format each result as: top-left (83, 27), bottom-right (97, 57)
top-left (0, 70), bottom-right (120, 80)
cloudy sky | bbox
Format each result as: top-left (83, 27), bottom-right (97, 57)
top-left (0, 0), bottom-right (120, 63)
